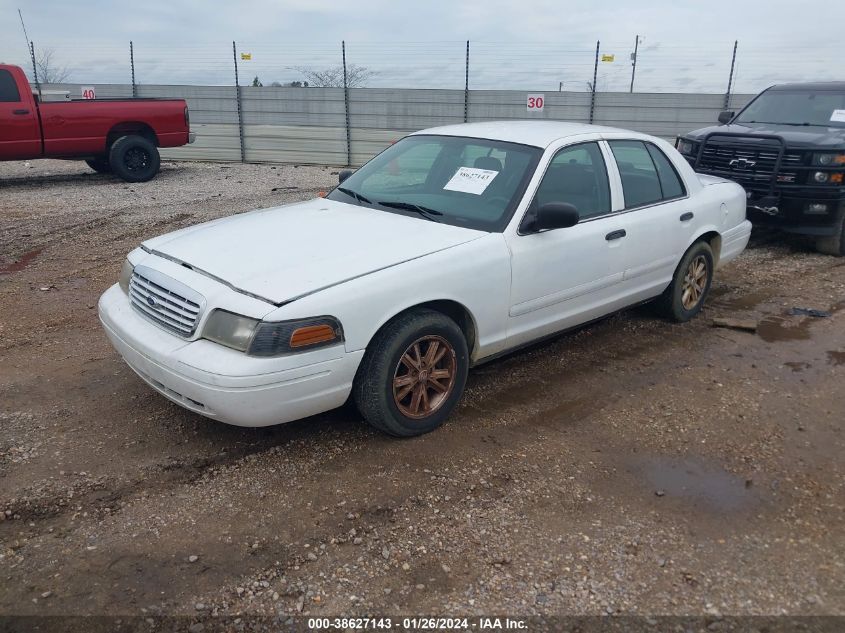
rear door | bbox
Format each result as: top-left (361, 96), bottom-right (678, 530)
top-left (604, 139), bottom-right (692, 299)
top-left (0, 68), bottom-right (41, 160)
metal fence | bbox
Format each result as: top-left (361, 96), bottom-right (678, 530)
top-left (38, 81), bottom-right (756, 167)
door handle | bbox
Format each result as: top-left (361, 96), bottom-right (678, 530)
top-left (12, 109), bottom-right (30, 115)
top-left (605, 229), bottom-right (627, 241)
top-left (680, 211), bottom-right (694, 222)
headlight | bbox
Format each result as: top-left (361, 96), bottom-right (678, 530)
top-left (203, 309), bottom-right (260, 352)
top-left (812, 153), bottom-right (845, 166)
top-left (201, 311), bottom-right (343, 356)
top-left (676, 139), bottom-right (696, 155)
top-left (813, 171), bottom-right (830, 183)
top-left (119, 259), bottom-right (134, 295)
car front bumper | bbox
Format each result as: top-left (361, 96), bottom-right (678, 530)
top-left (98, 284), bottom-right (363, 427)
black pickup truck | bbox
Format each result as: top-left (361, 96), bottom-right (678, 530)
top-left (675, 82), bottom-right (845, 255)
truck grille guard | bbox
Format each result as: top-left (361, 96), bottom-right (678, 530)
top-left (692, 131), bottom-right (790, 199)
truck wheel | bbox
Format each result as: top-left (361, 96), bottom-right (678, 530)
top-left (815, 204), bottom-right (845, 256)
top-left (655, 241), bottom-right (714, 322)
top-left (108, 135), bottom-right (160, 183)
top-left (85, 157), bottom-right (112, 174)
top-left (353, 309), bottom-right (469, 437)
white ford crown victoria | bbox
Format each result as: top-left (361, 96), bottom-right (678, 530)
top-left (99, 121), bottom-right (751, 436)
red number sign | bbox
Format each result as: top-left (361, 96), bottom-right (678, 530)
top-left (81, 87), bottom-right (96, 100)
top-left (527, 94), bottom-right (544, 111)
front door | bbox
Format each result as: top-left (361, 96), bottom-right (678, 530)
top-left (506, 141), bottom-right (629, 349)
top-left (0, 69), bottom-right (40, 160)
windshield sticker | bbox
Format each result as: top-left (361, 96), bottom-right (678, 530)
top-left (830, 109), bottom-right (845, 123)
top-left (443, 167), bottom-right (499, 195)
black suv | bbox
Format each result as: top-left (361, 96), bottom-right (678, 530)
top-left (676, 82), bottom-right (845, 255)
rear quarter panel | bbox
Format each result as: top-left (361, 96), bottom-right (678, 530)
top-left (39, 99), bottom-right (188, 156)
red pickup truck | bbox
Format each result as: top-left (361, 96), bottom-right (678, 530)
top-left (0, 64), bottom-right (194, 182)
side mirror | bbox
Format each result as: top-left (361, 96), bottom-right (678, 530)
top-left (338, 169), bottom-right (353, 184)
top-left (534, 202), bottom-right (580, 231)
top-left (718, 110), bottom-right (735, 125)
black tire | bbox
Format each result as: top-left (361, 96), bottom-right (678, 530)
top-left (353, 309), bottom-right (469, 437)
top-left (815, 203), bottom-right (845, 256)
top-left (108, 134), bottom-right (160, 183)
top-left (85, 156), bottom-right (111, 174)
top-left (655, 241), bottom-right (714, 322)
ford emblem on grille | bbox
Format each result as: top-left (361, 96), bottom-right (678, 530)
top-left (728, 158), bottom-right (756, 169)
top-left (146, 295), bottom-right (158, 309)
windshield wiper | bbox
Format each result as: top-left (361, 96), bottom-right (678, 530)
top-left (375, 200), bottom-right (443, 222)
top-left (336, 186), bottom-right (372, 205)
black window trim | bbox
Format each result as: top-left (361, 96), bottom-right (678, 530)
top-left (608, 139), bottom-right (689, 211)
top-left (517, 140), bottom-right (612, 235)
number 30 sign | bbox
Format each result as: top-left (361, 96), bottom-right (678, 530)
top-left (527, 94), bottom-right (544, 112)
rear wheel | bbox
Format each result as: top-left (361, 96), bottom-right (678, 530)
top-left (815, 203), bottom-right (845, 256)
top-left (656, 241), bottom-right (714, 322)
top-left (85, 156), bottom-right (111, 174)
top-left (353, 309), bottom-right (469, 437)
top-left (108, 134), bottom-right (160, 183)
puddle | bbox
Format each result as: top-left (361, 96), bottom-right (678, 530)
top-left (633, 456), bottom-right (756, 512)
top-left (711, 289), bottom-right (775, 311)
top-left (827, 350), bottom-right (845, 366)
top-left (0, 248), bottom-right (42, 274)
top-left (757, 316), bottom-right (812, 342)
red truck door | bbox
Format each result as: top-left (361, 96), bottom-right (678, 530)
top-left (0, 67), bottom-right (41, 160)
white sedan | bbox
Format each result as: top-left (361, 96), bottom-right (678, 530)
top-left (99, 121), bottom-right (751, 436)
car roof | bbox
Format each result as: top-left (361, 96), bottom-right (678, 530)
top-left (768, 81), bottom-right (845, 92)
top-left (410, 120), bottom-right (633, 148)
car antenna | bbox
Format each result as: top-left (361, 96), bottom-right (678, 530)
top-left (17, 8), bottom-right (41, 100)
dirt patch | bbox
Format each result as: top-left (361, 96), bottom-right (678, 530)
top-left (0, 159), bottom-right (843, 618)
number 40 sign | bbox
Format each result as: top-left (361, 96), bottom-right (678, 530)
top-left (526, 93), bottom-right (544, 112)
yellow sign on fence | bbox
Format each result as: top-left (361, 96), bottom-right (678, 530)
top-left (240, 53), bottom-right (252, 60)
top-left (601, 54), bottom-right (615, 62)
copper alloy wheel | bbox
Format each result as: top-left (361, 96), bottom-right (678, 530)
top-left (392, 335), bottom-right (457, 419)
top-left (681, 254), bottom-right (709, 310)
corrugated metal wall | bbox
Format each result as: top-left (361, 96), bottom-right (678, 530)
top-left (41, 83), bottom-right (755, 166)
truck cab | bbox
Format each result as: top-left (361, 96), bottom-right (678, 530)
top-left (676, 82), bottom-right (845, 255)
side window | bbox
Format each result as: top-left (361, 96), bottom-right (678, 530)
top-left (532, 142), bottom-right (610, 219)
top-left (646, 143), bottom-right (686, 199)
top-left (608, 140), bottom-right (662, 208)
top-left (0, 70), bottom-right (21, 102)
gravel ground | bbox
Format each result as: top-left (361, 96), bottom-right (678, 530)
top-left (0, 160), bottom-right (843, 623)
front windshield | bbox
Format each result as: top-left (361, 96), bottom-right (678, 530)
top-left (734, 89), bottom-right (845, 127)
top-left (326, 135), bottom-right (542, 232)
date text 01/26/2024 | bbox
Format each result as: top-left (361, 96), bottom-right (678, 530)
top-left (307, 617), bottom-right (528, 630)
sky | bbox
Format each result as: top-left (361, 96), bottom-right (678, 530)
top-left (1, 0), bottom-right (843, 93)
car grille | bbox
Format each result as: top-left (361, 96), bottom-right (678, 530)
top-left (128, 269), bottom-right (201, 337)
top-left (697, 141), bottom-right (803, 189)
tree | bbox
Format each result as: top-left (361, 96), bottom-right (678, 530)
top-left (35, 48), bottom-right (71, 84)
top-left (295, 64), bottom-right (374, 88)
top-left (251, 76), bottom-right (263, 87)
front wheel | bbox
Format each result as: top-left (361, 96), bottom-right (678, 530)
top-left (656, 241), bottom-right (714, 322)
top-left (815, 203), bottom-right (845, 256)
top-left (108, 134), bottom-right (160, 183)
top-left (353, 309), bottom-right (469, 437)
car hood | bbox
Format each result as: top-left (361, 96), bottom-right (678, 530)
top-left (684, 122), bottom-right (845, 150)
top-left (142, 198), bottom-right (485, 305)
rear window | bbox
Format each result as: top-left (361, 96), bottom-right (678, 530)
top-left (0, 69), bottom-right (21, 102)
